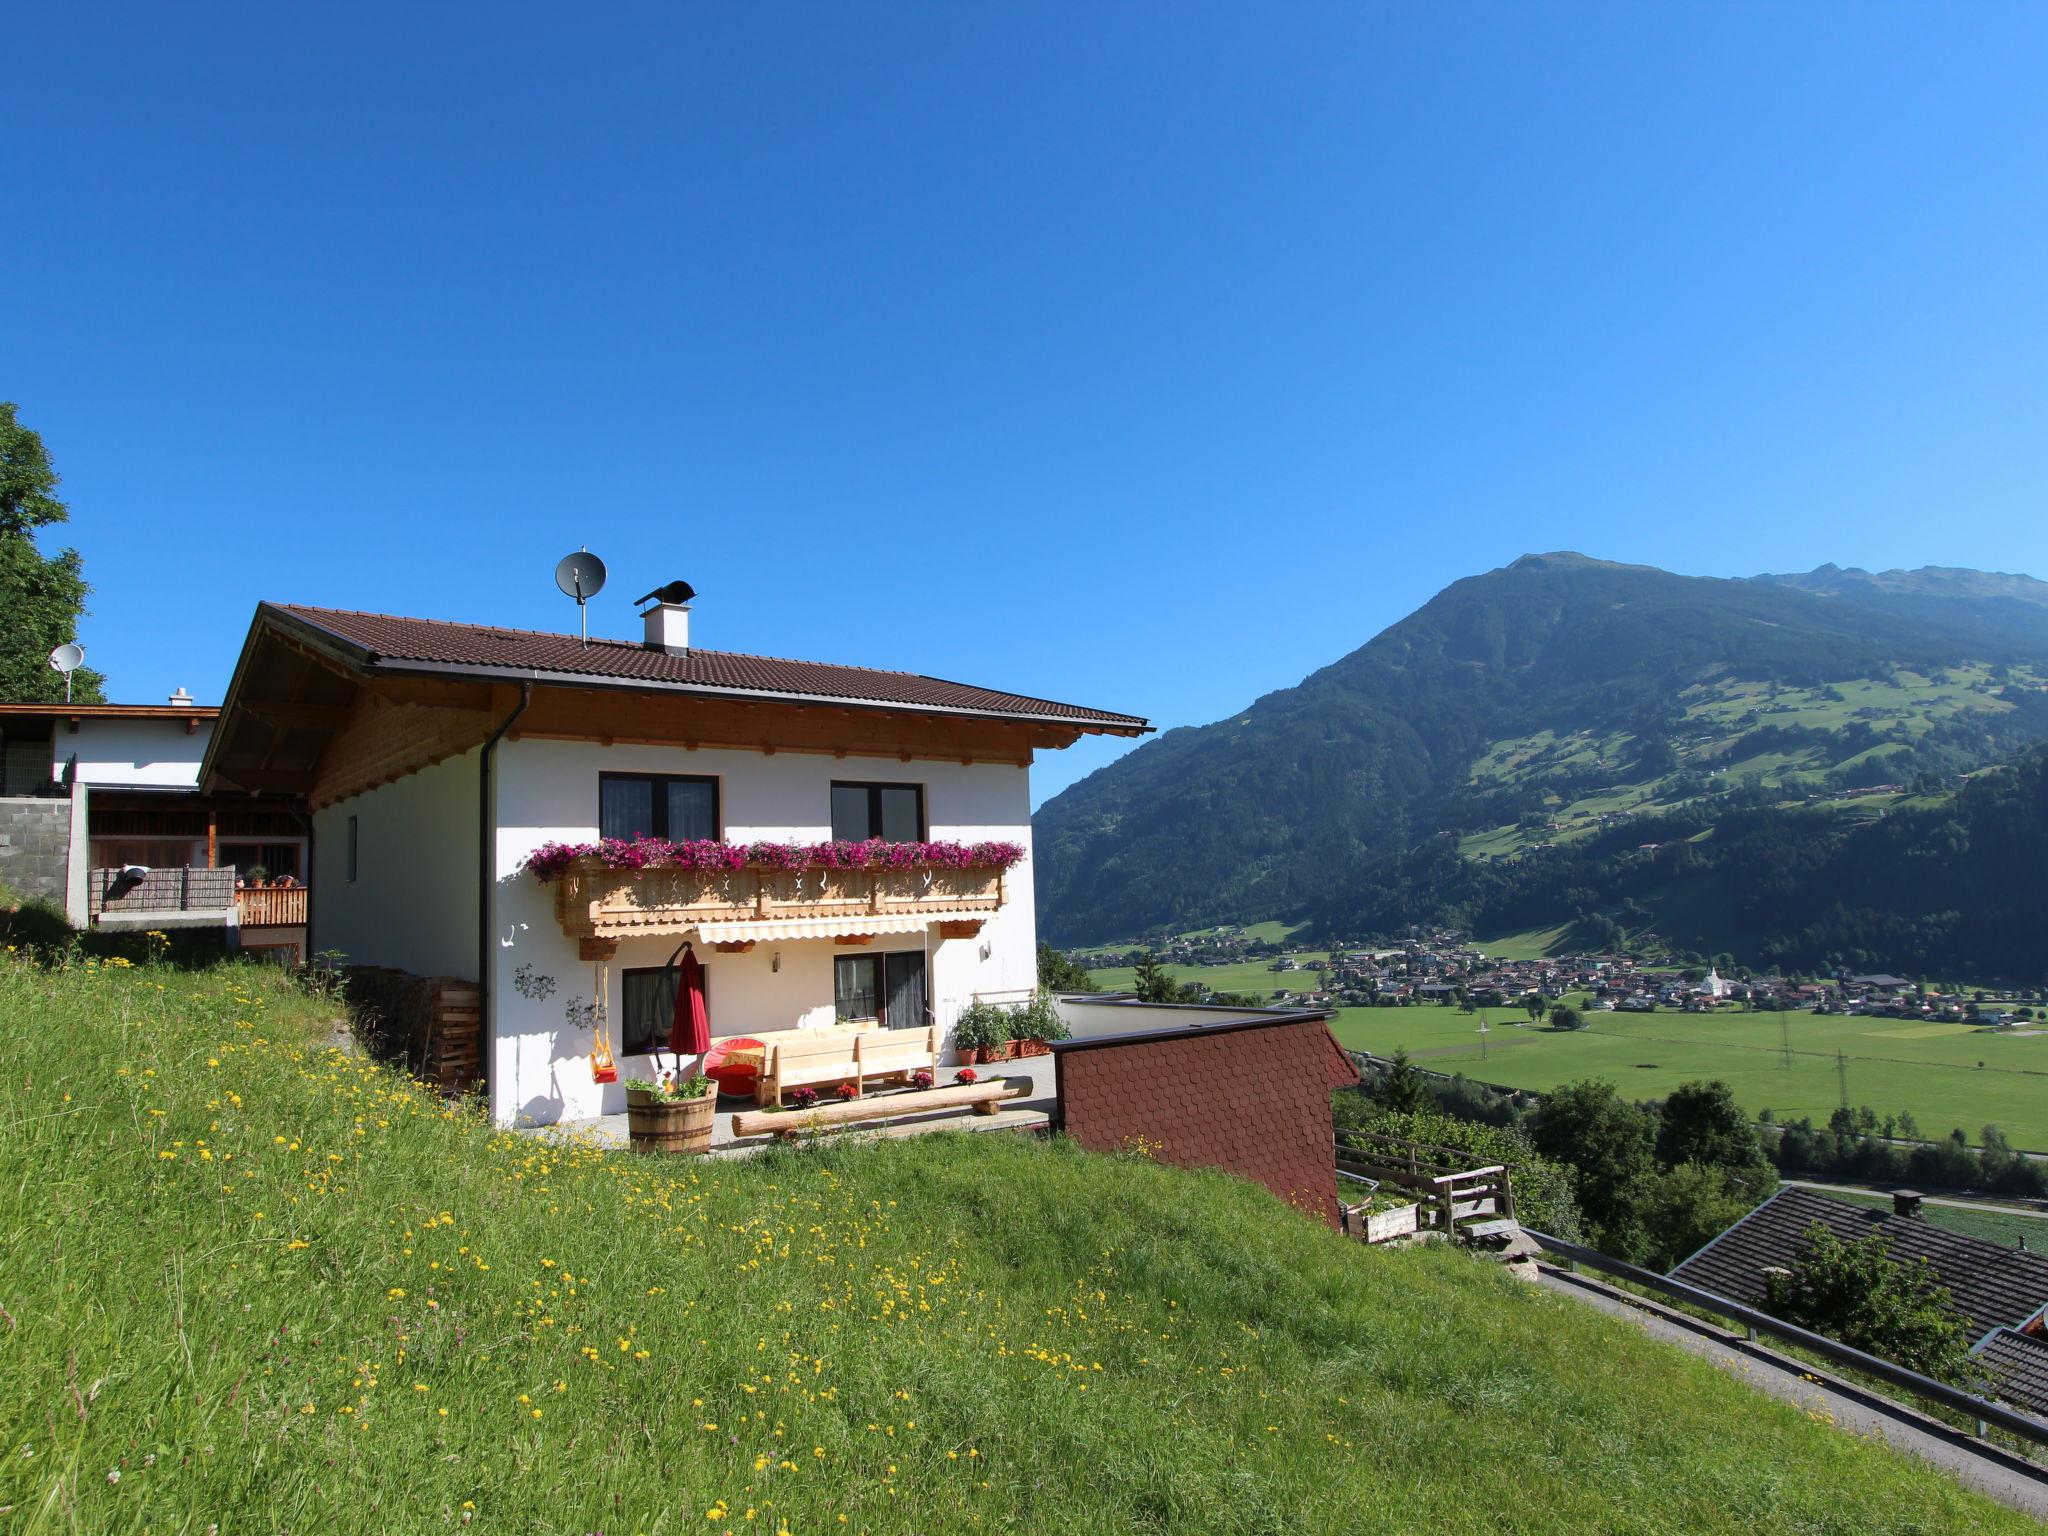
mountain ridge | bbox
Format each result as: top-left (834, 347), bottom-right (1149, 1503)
top-left (1035, 555), bottom-right (2048, 949)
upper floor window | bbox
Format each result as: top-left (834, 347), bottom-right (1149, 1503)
top-left (600, 773), bottom-right (720, 842)
top-left (830, 781), bottom-right (924, 843)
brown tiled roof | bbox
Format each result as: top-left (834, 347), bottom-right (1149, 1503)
top-left (1054, 1012), bottom-right (1352, 1229)
top-left (1974, 1328), bottom-right (2048, 1419)
top-left (1671, 1187), bottom-right (2048, 1339)
top-left (268, 604), bottom-right (1147, 732)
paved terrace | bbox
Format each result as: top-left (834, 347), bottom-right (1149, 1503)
top-left (545, 1054), bottom-right (1060, 1157)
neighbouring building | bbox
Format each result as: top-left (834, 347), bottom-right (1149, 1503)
top-left (1672, 1186), bottom-right (2048, 1419)
top-left (201, 592), bottom-right (1152, 1127)
top-left (0, 697), bottom-right (308, 957)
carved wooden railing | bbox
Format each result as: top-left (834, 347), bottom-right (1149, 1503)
top-left (551, 857), bottom-right (1006, 949)
top-left (237, 885), bottom-right (308, 927)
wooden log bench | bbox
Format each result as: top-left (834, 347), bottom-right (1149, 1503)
top-left (754, 1023), bottom-right (939, 1107)
top-left (731, 1077), bottom-right (1023, 1142)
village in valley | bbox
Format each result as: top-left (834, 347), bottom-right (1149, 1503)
top-left (1076, 926), bottom-right (2042, 1023)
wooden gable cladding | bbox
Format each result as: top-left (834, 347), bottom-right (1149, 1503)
top-left (506, 684), bottom-right (1050, 766)
top-left (307, 679), bottom-right (503, 809)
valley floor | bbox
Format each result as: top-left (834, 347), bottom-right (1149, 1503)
top-left (1327, 1003), bottom-right (2048, 1150)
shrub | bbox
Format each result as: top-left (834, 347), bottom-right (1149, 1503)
top-left (1012, 993), bottom-right (1070, 1043)
top-left (951, 1001), bottom-right (1013, 1054)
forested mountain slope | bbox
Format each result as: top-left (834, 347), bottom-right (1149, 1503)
top-left (1036, 554), bottom-right (2048, 948)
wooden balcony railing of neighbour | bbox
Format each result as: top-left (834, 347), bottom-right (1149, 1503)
top-left (89, 866), bottom-right (239, 917)
top-left (236, 885), bottom-right (308, 927)
top-left (551, 857), bottom-right (1006, 951)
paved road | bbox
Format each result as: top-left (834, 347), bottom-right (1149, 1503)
top-left (1537, 1264), bottom-right (2048, 1521)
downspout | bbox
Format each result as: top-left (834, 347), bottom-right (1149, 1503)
top-left (477, 684), bottom-right (533, 1103)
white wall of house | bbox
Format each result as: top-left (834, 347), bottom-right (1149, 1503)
top-left (311, 749), bottom-right (479, 979)
top-left (486, 737), bottom-right (1039, 1126)
top-left (58, 718), bottom-right (212, 788)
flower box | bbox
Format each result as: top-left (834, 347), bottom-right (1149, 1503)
top-left (1351, 1200), bottom-right (1419, 1244)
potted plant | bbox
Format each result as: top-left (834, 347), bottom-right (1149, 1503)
top-left (623, 1070), bottom-right (716, 1155)
top-left (951, 1001), bottom-right (1013, 1065)
top-left (1010, 995), bottom-right (1070, 1058)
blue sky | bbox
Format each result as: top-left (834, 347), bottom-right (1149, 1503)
top-left (8, 3), bottom-right (2046, 804)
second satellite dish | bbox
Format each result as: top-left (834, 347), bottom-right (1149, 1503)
top-left (48, 642), bottom-right (84, 703)
top-left (554, 551), bottom-right (607, 646)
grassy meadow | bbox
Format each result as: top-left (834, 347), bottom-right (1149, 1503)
top-left (1327, 1003), bottom-right (2048, 1149)
top-left (0, 953), bottom-right (2036, 1532)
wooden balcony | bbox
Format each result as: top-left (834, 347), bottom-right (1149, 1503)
top-left (551, 857), bottom-right (1007, 955)
top-left (237, 885), bottom-right (308, 927)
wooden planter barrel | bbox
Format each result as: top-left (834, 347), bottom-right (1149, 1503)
top-left (626, 1088), bottom-right (716, 1155)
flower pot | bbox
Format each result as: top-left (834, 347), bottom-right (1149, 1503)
top-left (1016, 1037), bottom-right (1050, 1058)
top-left (1002, 1040), bottom-right (1023, 1061)
top-left (971, 1045), bottom-right (1002, 1065)
top-left (625, 1086), bottom-right (716, 1155)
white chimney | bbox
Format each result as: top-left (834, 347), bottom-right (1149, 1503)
top-left (168, 687), bottom-right (195, 707)
top-left (642, 602), bottom-right (691, 654)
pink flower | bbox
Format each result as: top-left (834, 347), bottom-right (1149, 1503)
top-left (523, 835), bottom-right (1027, 882)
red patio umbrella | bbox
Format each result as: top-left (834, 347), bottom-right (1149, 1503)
top-left (670, 943), bottom-right (711, 1063)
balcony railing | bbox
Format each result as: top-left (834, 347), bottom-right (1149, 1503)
top-left (237, 885), bottom-right (308, 927)
top-left (551, 857), bottom-right (1007, 947)
top-left (89, 866), bottom-right (237, 919)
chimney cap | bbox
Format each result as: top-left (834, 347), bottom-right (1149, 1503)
top-left (168, 687), bottom-right (195, 707)
top-left (634, 579), bottom-right (697, 610)
top-left (1892, 1189), bottom-right (1924, 1218)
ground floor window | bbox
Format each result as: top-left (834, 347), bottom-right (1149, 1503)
top-left (619, 964), bottom-right (706, 1057)
top-left (834, 951), bottom-right (927, 1030)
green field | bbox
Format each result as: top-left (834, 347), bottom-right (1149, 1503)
top-left (1088, 956), bottom-right (1332, 999)
top-left (1325, 1004), bottom-right (2048, 1150)
top-left (3, 956), bottom-right (2029, 1530)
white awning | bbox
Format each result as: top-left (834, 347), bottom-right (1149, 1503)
top-left (688, 912), bottom-right (997, 944)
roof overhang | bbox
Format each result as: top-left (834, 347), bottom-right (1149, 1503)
top-left (203, 602), bottom-right (1149, 801)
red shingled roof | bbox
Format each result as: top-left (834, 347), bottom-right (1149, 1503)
top-left (268, 604), bottom-right (1147, 731)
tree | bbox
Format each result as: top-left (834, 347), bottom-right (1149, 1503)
top-left (1639, 1162), bottom-right (1761, 1270)
top-left (1548, 1002), bottom-right (1585, 1031)
top-left (1530, 1079), bottom-right (1657, 1260)
top-left (1658, 1080), bottom-right (1772, 1192)
top-left (1522, 995), bottom-right (1546, 1023)
top-left (1131, 952), bottom-right (1196, 1005)
top-left (0, 403), bottom-right (105, 702)
top-left (1036, 942), bottom-right (1098, 995)
top-left (1372, 1050), bottom-right (1431, 1114)
top-left (1764, 1223), bottom-right (1976, 1383)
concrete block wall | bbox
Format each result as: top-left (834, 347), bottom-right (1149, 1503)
top-left (0, 797), bottom-right (73, 906)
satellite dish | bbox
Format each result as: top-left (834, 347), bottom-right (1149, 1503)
top-left (553, 550), bottom-right (607, 646)
top-left (48, 643), bottom-right (84, 703)
top-left (633, 579), bottom-right (697, 609)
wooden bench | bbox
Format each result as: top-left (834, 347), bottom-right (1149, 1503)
top-left (732, 1077), bottom-right (1021, 1141)
top-left (755, 1023), bottom-right (940, 1106)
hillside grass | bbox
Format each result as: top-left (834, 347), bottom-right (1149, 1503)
top-left (0, 957), bottom-right (2034, 1533)
top-left (1329, 1004), bottom-right (2048, 1150)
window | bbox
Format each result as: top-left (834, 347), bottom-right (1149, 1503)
top-left (618, 964), bottom-right (709, 1057)
top-left (346, 815), bottom-right (358, 882)
top-left (830, 781), bottom-right (924, 843)
top-left (834, 951), bottom-right (928, 1031)
top-left (600, 773), bottom-right (719, 842)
